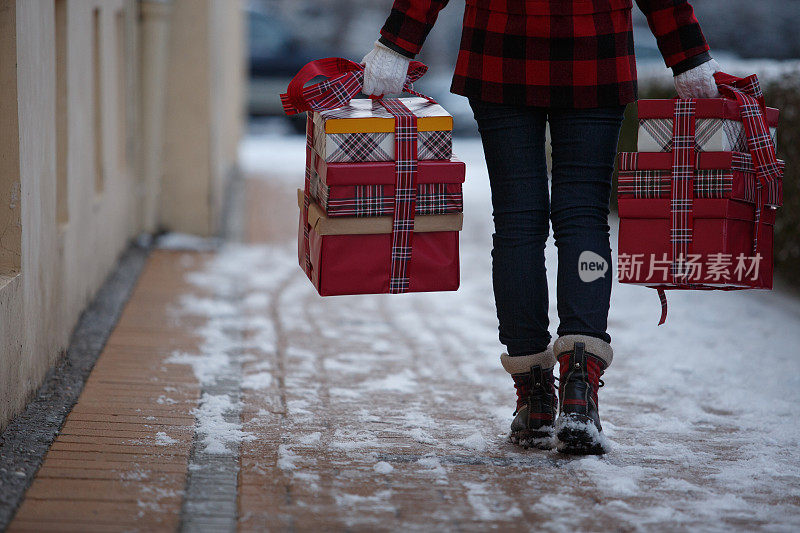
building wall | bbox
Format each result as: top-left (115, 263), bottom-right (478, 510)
top-left (0, 0), bottom-right (245, 428)
top-left (161, 0), bottom-right (245, 237)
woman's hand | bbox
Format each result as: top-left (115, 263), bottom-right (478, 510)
top-left (361, 41), bottom-right (411, 97)
top-left (674, 58), bottom-right (722, 98)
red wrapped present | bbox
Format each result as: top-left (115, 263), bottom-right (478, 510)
top-left (617, 72), bottom-right (783, 324)
top-left (281, 58), bottom-right (464, 296)
top-left (296, 191), bottom-right (461, 296)
top-left (310, 155), bottom-right (465, 217)
top-left (618, 198), bottom-right (776, 288)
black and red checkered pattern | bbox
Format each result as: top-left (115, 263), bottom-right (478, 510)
top-left (379, 0), bottom-right (710, 108)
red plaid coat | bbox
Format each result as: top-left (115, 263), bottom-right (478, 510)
top-left (379, 0), bottom-right (711, 108)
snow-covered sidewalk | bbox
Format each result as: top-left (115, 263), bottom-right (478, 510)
top-left (228, 133), bottom-right (800, 530)
top-left (13, 131), bottom-right (797, 531)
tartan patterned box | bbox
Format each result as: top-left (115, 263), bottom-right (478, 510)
top-left (618, 151), bottom-right (784, 206)
top-left (310, 155), bottom-right (465, 217)
top-left (637, 99), bottom-right (779, 153)
top-left (312, 97), bottom-right (453, 162)
top-left (297, 190), bottom-right (462, 296)
top-left (617, 198), bottom-right (775, 288)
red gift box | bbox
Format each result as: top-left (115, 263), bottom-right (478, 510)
top-left (297, 190), bottom-right (461, 296)
top-left (618, 198), bottom-right (775, 288)
top-left (311, 154), bottom-right (465, 217)
top-left (618, 151), bottom-right (783, 206)
top-left (616, 72), bottom-right (783, 324)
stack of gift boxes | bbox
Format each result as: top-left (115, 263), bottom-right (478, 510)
top-left (617, 98), bottom-right (782, 289)
top-left (297, 97), bottom-right (465, 296)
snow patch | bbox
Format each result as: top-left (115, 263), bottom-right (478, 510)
top-left (452, 431), bottom-right (488, 452)
top-left (373, 461), bottom-right (394, 474)
top-left (296, 432), bottom-right (322, 446)
top-left (463, 481), bottom-right (522, 521)
top-left (192, 393), bottom-right (254, 454)
top-left (277, 444), bottom-right (300, 471)
top-left (366, 369), bottom-right (418, 393)
top-left (155, 432), bottom-right (178, 446)
top-left (156, 232), bottom-right (220, 252)
top-left (241, 371), bottom-right (273, 390)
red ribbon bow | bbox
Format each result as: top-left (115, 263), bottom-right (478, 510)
top-left (280, 57), bottom-right (430, 115)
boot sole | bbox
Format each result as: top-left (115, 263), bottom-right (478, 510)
top-left (509, 427), bottom-right (555, 450)
top-left (555, 416), bottom-right (607, 455)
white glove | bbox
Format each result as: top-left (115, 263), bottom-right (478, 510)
top-left (361, 41), bottom-right (411, 96)
top-left (674, 58), bottom-right (722, 98)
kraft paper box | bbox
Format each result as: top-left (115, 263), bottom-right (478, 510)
top-left (297, 189), bottom-right (462, 234)
top-left (311, 97), bottom-right (453, 163)
top-left (637, 99), bottom-right (779, 153)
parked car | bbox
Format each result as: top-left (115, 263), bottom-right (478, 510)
top-left (247, 10), bottom-right (329, 129)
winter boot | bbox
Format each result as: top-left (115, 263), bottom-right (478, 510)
top-left (553, 335), bottom-right (613, 455)
top-left (501, 349), bottom-right (557, 449)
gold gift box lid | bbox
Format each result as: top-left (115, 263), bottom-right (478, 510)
top-left (297, 190), bottom-right (462, 236)
top-left (316, 97), bottom-right (453, 134)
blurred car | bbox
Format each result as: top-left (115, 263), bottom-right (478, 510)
top-left (247, 10), bottom-right (328, 125)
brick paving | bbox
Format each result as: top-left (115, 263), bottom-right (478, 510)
top-left (8, 253), bottom-right (206, 531)
top-left (7, 137), bottom-right (800, 531)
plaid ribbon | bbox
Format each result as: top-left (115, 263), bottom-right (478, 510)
top-left (619, 168), bottom-right (732, 199)
top-left (669, 99), bottom-right (696, 289)
top-left (378, 98), bottom-right (419, 293)
top-left (652, 72), bottom-right (781, 325)
top-left (284, 58), bottom-right (435, 292)
top-left (714, 72), bottom-right (783, 254)
top-left (301, 113), bottom-right (315, 278)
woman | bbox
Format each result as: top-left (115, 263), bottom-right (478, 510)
top-left (362, 0), bottom-right (720, 454)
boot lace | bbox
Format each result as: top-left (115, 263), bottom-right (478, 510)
top-left (558, 357), bottom-right (605, 409)
top-left (513, 372), bottom-right (555, 415)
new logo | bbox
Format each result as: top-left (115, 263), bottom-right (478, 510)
top-left (578, 251), bottom-right (608, 283)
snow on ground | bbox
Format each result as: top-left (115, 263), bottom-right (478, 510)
top-left (194, 131), bottom-right (800, 529)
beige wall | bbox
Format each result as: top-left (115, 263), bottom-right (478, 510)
top-left (0, 0), bottom-right (245, 428)
top-left (161, 0), bottom-right (245, 236)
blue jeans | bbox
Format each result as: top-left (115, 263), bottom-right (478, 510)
top-left (469, 99), bottom-right (626, 356)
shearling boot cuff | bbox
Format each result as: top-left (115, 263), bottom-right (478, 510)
top-left (554, 335), bottom-right (613, 367)
top-left (500, 348), bottom-right (556, 375)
